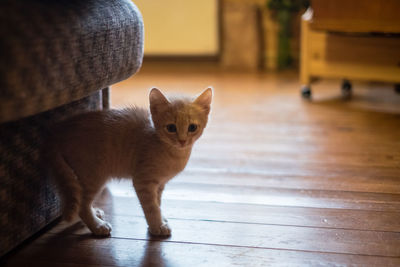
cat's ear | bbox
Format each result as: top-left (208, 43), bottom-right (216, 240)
top-left (194, 87), bottom-right (213, 115)
top-left (149, 88), bottom-right (170, 114)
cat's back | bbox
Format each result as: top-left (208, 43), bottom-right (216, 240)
top-left (46, 107), bottom-right (152, 176)
top-left (47, 107), bottom-right (151, 151)
top-left (53, 107), bottom-right (149, 133)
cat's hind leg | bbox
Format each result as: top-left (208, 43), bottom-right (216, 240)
top-left (94, 208), bottom-right (105, 220)
top-left (46, 151), bottom-right (82, 221)
top-left (79, 190), bottom-right (112, 236)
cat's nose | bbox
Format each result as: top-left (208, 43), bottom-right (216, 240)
top-left (179, 140), bottom-right (186, 146)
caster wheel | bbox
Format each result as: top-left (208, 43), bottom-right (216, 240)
top-left (301, 86), bottom-right (312, 99)
top-left (395, 84), bottom-right (400, 94)
top-left (341, 80), bottom-right (352, 96)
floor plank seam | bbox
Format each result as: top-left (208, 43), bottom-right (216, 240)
top-left (105, 213), bottom-right (400, 234)
top-left (180, 202), bottom-right (400, 212)
top-left (99, 198), bottom-right (400, 212)
top-left (169, 181), bottom-right (400, 196)
top-left (80, 235), bottom-right (400, 259)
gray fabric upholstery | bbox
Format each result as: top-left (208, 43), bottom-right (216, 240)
top-left (0, 0), bottom-right (144, 256)
top-left (0, 0), bottom-right (144, 123)
top-left (0, 91), bottom-right (103, 256)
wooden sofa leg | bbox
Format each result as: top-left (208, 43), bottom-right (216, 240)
top-left (102, 87), bottom-right (111, 109)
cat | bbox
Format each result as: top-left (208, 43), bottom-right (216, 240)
top-left (44, 87), bottom-right (212, 236)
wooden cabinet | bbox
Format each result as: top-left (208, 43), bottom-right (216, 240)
top-left (311, 0), bottom-right (400, 34)
top-left (300, 0), bottom-right (400, 98)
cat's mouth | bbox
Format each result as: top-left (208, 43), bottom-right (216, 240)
top-left (176, 141), bottom-right (190, 149)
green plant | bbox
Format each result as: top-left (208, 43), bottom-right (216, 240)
top-left (267, 0), bottom-right (309, 12)
top-left (267, 0), bottom-right (309, 69)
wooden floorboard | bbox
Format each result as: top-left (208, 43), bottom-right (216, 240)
top-left (96, 196), bottom-right (400, 232)
top-left (106, 179), bottom-right (400, 211)
top-left (6, 234), bottom-right (400, 267)
top-left (46, 217), bottom-right (400, 257)
top-left (2, 62), bottom-right (400, 266)
top-left (174, 171), bottom-right (400, 194)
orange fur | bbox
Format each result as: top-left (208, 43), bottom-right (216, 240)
top-left (43, 88), bottom-right (212, 236)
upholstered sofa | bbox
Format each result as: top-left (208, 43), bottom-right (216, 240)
top-left (0, 0), bottom-right (143, 255)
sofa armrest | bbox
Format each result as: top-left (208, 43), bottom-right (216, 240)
top-left (0, 0), bottom-right (144, 123)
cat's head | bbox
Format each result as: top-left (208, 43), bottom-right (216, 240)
top-left (149, 87), bottom-right (212, 149)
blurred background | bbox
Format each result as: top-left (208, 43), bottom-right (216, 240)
top-left (134, 0), bottom-right (304, 70)
top-left (114, 0), bottom-right (400, 109)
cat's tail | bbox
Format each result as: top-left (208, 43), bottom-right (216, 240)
top-left (44, 146), bottom-right (82, 222)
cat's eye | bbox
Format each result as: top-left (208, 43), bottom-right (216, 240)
top-left (188, 124), bottom-right (197, 132)
top-left (166, 124), bottom-right (177, 133)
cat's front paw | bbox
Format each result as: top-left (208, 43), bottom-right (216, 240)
top-left (149, 223), bottom-right (171, 236)
top-left (162, 216), bottom-right (168, 223)
top-left (94, 208), bottom-right (105, 220)
top-left (91, 221), bottom-right (112, 236)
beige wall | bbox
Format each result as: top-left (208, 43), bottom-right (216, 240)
top-left (134, 0), bottom-right (219, 56)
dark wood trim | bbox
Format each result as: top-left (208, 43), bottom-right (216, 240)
top-left (217, 0), bottom-right (223, 61)
top-left (143, 55), bottom-right (220, 62)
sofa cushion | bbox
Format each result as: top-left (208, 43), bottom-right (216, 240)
top-left (0, 90), bottom-right (104, 256)
top-left (0, 0), bottom-right (144, 123)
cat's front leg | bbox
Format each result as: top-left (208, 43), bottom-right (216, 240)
top-left (134, 181), bottom-right (171, 236)
top-left (157, 184), bottom-right (168, 224)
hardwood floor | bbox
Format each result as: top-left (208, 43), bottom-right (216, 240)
top-left (2, 62), bottom-right (400, 266)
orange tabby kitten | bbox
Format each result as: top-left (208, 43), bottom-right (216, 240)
top-left (44, 88), bottom-right (212, 236)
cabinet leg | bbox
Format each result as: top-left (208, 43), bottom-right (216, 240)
top-left (301, 85), bottom-right (312, 99)
top-left (341, 80), bottom-right (352, 97)
top-left (395, 84), bottom-right (400, 94)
